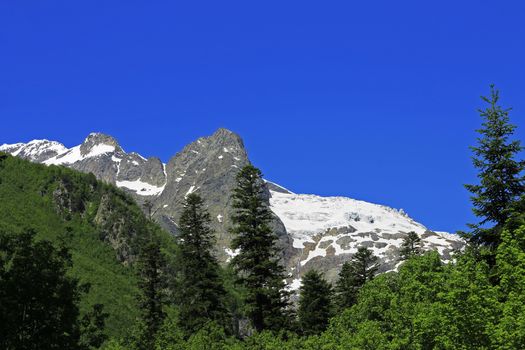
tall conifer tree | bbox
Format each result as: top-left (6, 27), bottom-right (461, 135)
top-left (399, 231), bottom-right (423, 261)
top-left (136, 235), bottom-right (166, 350)
top-left (335, 246), bottom-right (379, 309)
top-left (297, 270), bottom-right (333, 336)
top-left (0, 229), bottom-right (83, 350)
top-left (177, 193), bottom-right (230, 335)
top-left (229, 165), bottom-right (290, 332)
top-left (465, 85), bottom-right (525, 247)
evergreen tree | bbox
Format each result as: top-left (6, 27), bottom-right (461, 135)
top-left (399, 231), bottom-right (422, 260)
top-left (176, 193), bottom-right (230, 335)
top-left (493, 225), bottom-right (525, 348)
top-left (0, 229), bottom-right (83, 350)
top-left (297, 270), bottom-right (333, 336)
top-left (335, 246), bottom-right (379, 309)
top-left (229, 165), bottom-right (291, 332)
top-left (79, 304), bottom-right (109, 349)
top-left (136, 235), bottom-right (166, 350)
top-left (465, 85), bottom-right (525, 247)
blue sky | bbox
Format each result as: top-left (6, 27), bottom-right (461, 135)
top-left (1, 1), bottom-right (524, 232)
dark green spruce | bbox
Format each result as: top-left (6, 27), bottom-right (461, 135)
top-left (399, 231), bottom-right (423, 261)
top-left (135, 235), bottom-right (167, 350)
top-left (465, 85), bottom-right (525, 247)
top-left (335, 246), bottom-right (380, 309)
top-left (229, 165), bottom-right (291, 333)
top-left (176, 193), bottom-right (230, 336)
top-left (0, 229), bottom-right (83, 350)
top-left (297, 270), bottom-right (333, 336)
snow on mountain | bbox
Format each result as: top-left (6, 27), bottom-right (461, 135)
top-left (270, 191), bottom-right (426, 250)
top-left (2, 130), bottom-right (464, 289)
top-left (1, 133), bottom-right (167, 197)
top-left (270, 190), bottom-right (464, 287)
top-left (116, 179), bottom-right (166, 196)
top-left (0, 139), bottom-right (68, 162)
top-left (43, 144), bottom-right (116, 165)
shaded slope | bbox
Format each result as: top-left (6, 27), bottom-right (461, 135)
top-left (0, 153), bottom-right (176, 338)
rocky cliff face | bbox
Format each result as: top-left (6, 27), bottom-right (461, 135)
top-left (1, 129), bottom-right (463, 287)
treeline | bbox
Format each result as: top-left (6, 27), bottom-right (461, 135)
top-left (1, 85), bottom-right (524, 349)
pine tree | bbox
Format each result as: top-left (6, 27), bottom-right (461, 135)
top-left (298, 270), bottom-right (333, 336)
top-left (465, 85), bottom-right (525, 247)
top-left (0, 229), bottom-right (83, 350)
top-left (136, 235), bottom-right (166, 350)
top-left (335, 246), bottom-right (379, 309)
top-left (176, 193), bottom-right (230, 335)
top-left (229, 165), bottom-right (291, 332)
top-left (399, 231), bottom-right (422, 261)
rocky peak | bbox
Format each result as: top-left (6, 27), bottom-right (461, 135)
top-left (0, 139), bottom-right (67, 163)
top-left (153, 128), bottom-right (267, 259)
top-left (80, 133), bottom-right (122, 156)
top-left (209, 127), bottom-right (246, 149)
top-left (2, 129), bottom-right (463, 289)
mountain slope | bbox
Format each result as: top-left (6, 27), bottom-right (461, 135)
top-left (269, 189), bottom-right (463, 283)
top-left (0, 153), bottom-right (176, 338)
top-left (1, 129), bottom-right (463, 285)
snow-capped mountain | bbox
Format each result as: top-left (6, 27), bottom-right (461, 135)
top-left (269, 188), bottom-right (463, 284)
top-left (1, 133), bottom-right (167, 194)
top-left (1, 129), bottom-right (464, 287)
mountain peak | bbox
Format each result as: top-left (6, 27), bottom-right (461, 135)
top-left (208, 128), bottom-right (245, 151)
top-left (80, 133), bottom-right (122, 156)
top-left (0, 139), bottom-right (67, 162)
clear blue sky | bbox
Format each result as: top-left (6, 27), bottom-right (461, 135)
top-left (1, 1), bottom-right (524, 232)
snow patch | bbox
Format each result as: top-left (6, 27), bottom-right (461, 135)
top-left (88, 144), bottom-right (115, 157)
top-left (269, 191), bottom-right (428, 250)
top-left (45, 144), bottom-right (115, 165)
top-left (116, 179), bottom-right (165, 196)
top-left (44, 146), bottom-right (83, 165)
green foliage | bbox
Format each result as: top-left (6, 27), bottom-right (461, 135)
top-left (176, 193), bottom-right (230, 336)
top-left (298, 270), bottom-right (333, 336)
top-left (229, 165), bottom-right (291, 332)
top-left (399, 231), bottom-right (422, 260)
top-left (0, 154), bottom-right (176, 339)
top-left (0, 229), bottom-right (82, 349)
top-left (465, 85), bottom-right (525, 247)
top-left (135, 236), bottom-right (167, 350)
top-left (322, 250), bottom-right (503, 349)
top-left (80, 304), bottom-right (109, 349)
top-left (491, 226), bottom-right (525, 348)
top-left (3, 83), bottom-right (525, 349)
top-left (115, 224), bottom-right (525, 350)
top-left (154, 312), bottom-right (186, 350)
top-left (335, 246), bottom-right (379, 309)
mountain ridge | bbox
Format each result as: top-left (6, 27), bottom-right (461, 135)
top-left (1, 129), bottom-right (464, 285)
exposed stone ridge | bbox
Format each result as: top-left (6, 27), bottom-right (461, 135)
top-left (1, 128), bottom-right (463, 288)
top-left (80, 132), bottom-right (123, 156)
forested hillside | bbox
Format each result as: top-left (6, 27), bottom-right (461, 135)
top-left (0, 153), bottom-right (177, 339)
